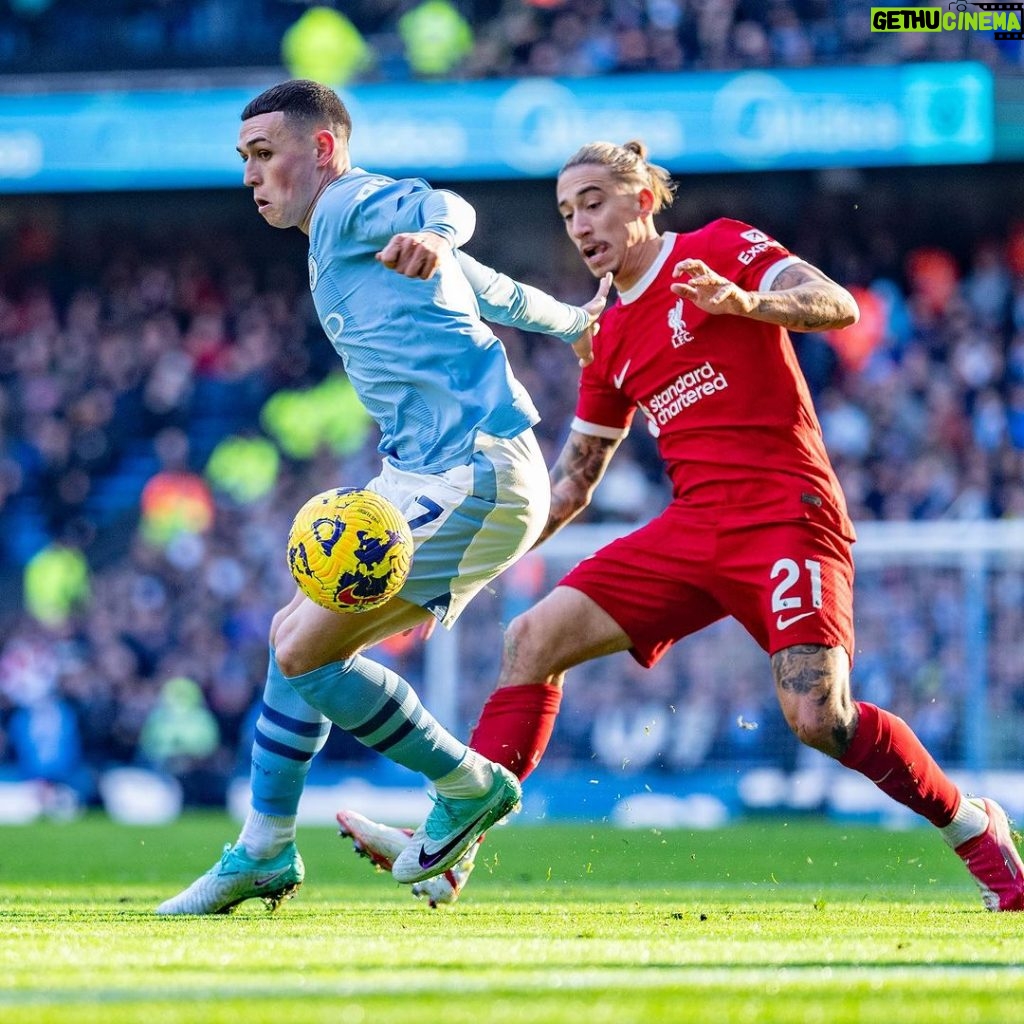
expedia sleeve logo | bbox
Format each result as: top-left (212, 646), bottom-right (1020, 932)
top-left (736, 229), bottom-right (784, 266)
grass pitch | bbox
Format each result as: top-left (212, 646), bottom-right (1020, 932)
top-left (1, 813), bottom-right (1022, 1023)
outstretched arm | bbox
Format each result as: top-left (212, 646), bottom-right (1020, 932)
top-left (670, 259), bottom-right (859, 332)
top-left (535, 429), bottom-right (621, 546)
top-left (457, 251), bottom-right (611, 365)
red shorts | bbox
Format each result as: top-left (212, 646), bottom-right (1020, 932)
top-left (559, 501), bottom-right (855, 668)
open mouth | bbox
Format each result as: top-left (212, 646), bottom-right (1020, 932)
top-left (582, 242), bottom-right (607, 264)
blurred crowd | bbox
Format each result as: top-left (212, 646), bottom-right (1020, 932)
top-left (1, 0), bottom-right (1021, 79)
top-left (1, 160), bottom-right (1024, 810)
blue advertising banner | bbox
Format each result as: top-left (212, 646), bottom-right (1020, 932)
top-left (0, 63), bottom-right (994, 192)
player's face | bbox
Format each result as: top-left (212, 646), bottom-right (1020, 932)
top-left (556, 165), bottom-right (651, 282)
top-left (237, 112), bottom-right (324, 232)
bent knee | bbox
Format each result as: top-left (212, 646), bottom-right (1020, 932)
top-left (504, 610), bottom-right (537, 648)
top-left (274, 637), bottom-right (314, 679)
top-left (272, 623), bottom-right (338, 678)
top-left (777, 686), bottom-right (856, 756)
top-left (269, 608), bottom-right (291, 647)
top-left (789, 718), bottom-right (836, 754)
top-left (786, 708), bottom-right (857, 758)
top-left (502, 612), bottom-right (560, 685)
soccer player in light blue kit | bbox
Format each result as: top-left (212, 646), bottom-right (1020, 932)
top-left (157, 79), bottom-right (609, 914)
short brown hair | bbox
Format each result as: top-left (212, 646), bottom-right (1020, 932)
top-left (241, 79), bottom-right (352, 144)
top-left (560, 140), bottom-right (676, 213)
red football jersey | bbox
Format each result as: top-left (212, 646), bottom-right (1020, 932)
top-left (573, 218), bottom-right (854, 535)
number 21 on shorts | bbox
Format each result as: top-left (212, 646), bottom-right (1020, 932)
top-left (770, 557), bottom-right (822, 631)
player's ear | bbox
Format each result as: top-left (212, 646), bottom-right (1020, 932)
top-left (314, 128), bottom-right (338, 165)
top-left (636, 187), bottom-right (655, 216)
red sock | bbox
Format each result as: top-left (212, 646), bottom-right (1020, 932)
top-left (469, 683), bottom-right (562, 782)
top-left (839, 701), bottom-right (960, 827)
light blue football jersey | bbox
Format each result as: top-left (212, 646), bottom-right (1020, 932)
top-left (307, 168), bottom-right (586, 474)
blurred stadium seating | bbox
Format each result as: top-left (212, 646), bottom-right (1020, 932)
top-left (1, 0), bottom-right (1020, 77)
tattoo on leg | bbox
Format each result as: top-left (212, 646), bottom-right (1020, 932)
top-left (772, 644), bottom-right (855, 757)
top-left (496, 632), bottom-right (519, 687)
top-left (832, 700), bottom-right (859, 756)
top-left (773, 644), bottom-right (829, 695)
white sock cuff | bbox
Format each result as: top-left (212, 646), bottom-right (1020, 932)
top-left (940, 795), bottom-right (989, 849)
top-left (239, 810), bottom-right (297, 859)
top-left (433, 750), bottom-right (494, 798)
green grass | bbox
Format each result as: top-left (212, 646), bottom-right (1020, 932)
top-left (2, 813), bottom-right (1022, 1023)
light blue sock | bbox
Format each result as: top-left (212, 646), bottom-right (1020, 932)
top-left (250, 651), bottom-right (332, 816)
top-left (286, 654), bottom-right (468, 781)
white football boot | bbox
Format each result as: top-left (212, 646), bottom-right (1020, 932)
top-left (336, 808), bottom-right (476, 907)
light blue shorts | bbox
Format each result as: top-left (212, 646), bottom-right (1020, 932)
top-left (364, 429), bottom-right (550, 627)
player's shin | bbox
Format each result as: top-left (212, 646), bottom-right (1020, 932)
top-left (241, 651), bottom-right (331, 858)
top-left (840, 693), bottom-right (1023, 912)
top-left (839, 701), bottom-right (961, 826)
top-left (286, 653), bottom-right (493, 792)
top-left (468, 681), bottom-right (563, 781)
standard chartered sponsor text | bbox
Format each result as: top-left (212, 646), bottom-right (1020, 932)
top-left (647, 361), bottom-right (728, 425)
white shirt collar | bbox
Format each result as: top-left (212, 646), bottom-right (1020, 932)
top-left (618, 233), bottom-right (676, 305)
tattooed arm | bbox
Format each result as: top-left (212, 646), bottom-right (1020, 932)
top-left (534, 429), bottom-right (621, 546)
top-left (669, 258), bottom-right (859, 333)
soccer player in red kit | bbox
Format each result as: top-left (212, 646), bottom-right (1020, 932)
top-left (338, 139), bottom-right (1024, 912)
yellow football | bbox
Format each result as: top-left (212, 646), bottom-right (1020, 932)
top-left (287, 488), bottom-right (413, 613)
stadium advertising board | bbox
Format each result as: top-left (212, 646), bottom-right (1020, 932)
top-left (0, 62), bottom-right (993, 192)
